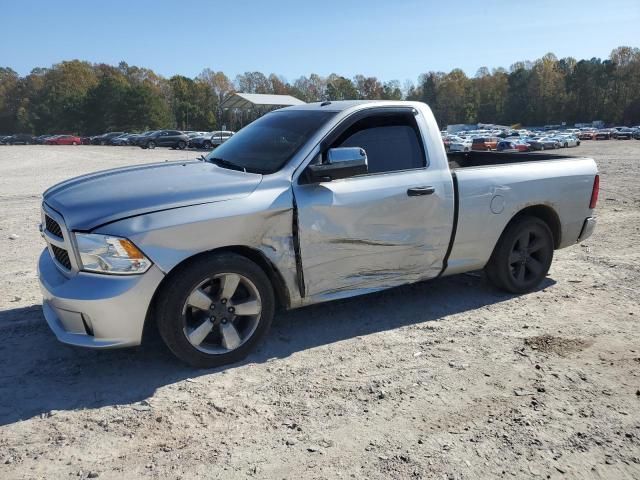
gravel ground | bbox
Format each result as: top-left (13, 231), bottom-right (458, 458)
top-left (0, 142), bottom-right (639, 479)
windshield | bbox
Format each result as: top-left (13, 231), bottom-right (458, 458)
top-left (204, 110), bottom-right (335, 174)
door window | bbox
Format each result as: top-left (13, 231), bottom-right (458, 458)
top-left (330, 113), bottom-right (425, 174)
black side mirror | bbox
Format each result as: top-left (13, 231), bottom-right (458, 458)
top-left (306, 147), bottom-right (368, 182)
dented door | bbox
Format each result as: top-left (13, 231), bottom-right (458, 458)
top-left (293, 169), bottom-right (453, 299)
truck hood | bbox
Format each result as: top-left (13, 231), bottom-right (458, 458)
top-left (43, 160), bottom-right (262, 230)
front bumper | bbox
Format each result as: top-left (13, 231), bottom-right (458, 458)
top-left (38, 249), bottom-right (165, 348)
top-left (577, 217), bottom-right (596, 242)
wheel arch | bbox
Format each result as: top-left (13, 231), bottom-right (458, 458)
top-left (504, 205), bottom-right (562, 249)
top-left (142, 245), bottom-right (291, 344)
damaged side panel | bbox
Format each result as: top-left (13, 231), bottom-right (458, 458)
top-left (293, 168), bottom-right (454, 303)
top-left (96, 177), bottom-right (305, 308)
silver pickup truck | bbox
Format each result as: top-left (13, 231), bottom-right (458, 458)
top-left (39, 101), bottom-right (599, 367)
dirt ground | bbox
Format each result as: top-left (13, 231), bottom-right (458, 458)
top-left (0, 142), bottom-right (639, 480)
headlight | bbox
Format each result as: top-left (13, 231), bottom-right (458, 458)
top-left (74, 233), bottom-right (152, 275)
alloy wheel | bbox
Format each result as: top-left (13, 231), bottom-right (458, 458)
top-left (182, 273), bottom-right (262, 354)
top-left (508, 228), bottom-right (551, 288)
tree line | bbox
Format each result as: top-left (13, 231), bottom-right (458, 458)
top-left (0, 46), bottom-right (638, 135)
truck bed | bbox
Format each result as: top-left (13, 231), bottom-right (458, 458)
top-left (447, 151), bottom-right (579, 170)
top-left (443, 153), bottom-right (598, 277)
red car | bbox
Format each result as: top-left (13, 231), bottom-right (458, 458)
top-left (45, 135), bottom-right (81, 145)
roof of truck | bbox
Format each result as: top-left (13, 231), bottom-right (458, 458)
top-left (282, 100), bottom-right (415, 112)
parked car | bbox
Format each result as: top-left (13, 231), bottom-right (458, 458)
top-left (127, 131), bottom-right (154, 146)
top-left (496, 140), bottom-right (519, 152)
top-left (33, 134), bottom-right (53, 144)
top-left (3, 133), bottom-right (34, 145)
top-left (91, 132), bottom-right (125, 145)
top-left (38, 100), bottom-right (599, 367)
top-left (211, 131), bottom-right (235, 147)
top-left (501, 138), bottom-right (531, 152)
top-left (614, 128), bottom-right (634, 140)
top-left (471, 136), bottom-right (499, 151)
top-left (526, 137), bottom-right (559, 150)
top-left (139, 130), bottom-right (189, 149)
top-left (578, 131), bottom-right (595, 140)
top-left (188, 133), bottom-right (213, 149)
top-left (595, 130), bottom-right (612, 140)
top-left (448, 136), bottom-right (472, 153)
top-left (0, 135), bottom-right (10, 144)
top-left (45, 135), bottom-right (82, 145)
top-left (110, 133), bottom-right (135, 146)
top-left (512, 139), bottom-right (531, 152)
top-left (553, 135), bottom-right (580, 148)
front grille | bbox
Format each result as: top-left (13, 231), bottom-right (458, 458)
top-left (45, 215), bottom-right (63, 239)
top-left (51, 245), bottom-right (72, 270)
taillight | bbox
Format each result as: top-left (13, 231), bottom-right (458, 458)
top-left (589, 174), bottom-right (599, 209)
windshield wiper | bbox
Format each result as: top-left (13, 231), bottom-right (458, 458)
top-left (208, 157), bottom-right (240, 170)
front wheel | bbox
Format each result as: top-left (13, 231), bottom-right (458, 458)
top-left (203, 140), bottom-right (212, 149)
top-left (485, 216), bottom-right (554, 294)
top-left (147, 141), bottom-right (156, 149)
top-left (156, 253), bottom-right (275, 368)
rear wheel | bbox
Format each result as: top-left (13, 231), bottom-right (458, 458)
top-left (177, 140), bottom-right (186, 150)
top-left (156, 253), bottom-right (275, 368)
top-left (485, 216), bottom-right (554, 294)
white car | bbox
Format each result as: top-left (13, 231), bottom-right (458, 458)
top-left (448, 136), bottom-right (472, 152)
top-left (554, 135), bottom-right (580, 148)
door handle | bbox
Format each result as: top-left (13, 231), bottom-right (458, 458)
top-left (407, 186), bottom-right (435, 196)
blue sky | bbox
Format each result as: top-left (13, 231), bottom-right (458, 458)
top-left (2, 0), bottom-right (638, 83)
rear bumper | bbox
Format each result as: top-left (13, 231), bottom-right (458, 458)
top-left (577, 217), bottom-right (596, 242)
top-left (38, 249), bottom-right (165, 348)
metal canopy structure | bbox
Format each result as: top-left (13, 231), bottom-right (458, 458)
top-left (221, 93), bottom-right (305, 111)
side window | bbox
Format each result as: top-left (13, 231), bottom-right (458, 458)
top-left (331, 113), bottom-right (425, 174)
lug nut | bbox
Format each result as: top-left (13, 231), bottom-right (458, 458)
top-left (221, 318), bottom-right (227, 324)
top-left (228, 307), bottom-right (235, 313)
top-left (221, 298), bottom-right (227, 304)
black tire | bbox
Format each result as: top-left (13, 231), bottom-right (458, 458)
top-left (155, 253), bottom-right (275, 368)
top-left (177, 140), bottom-right (186, 150)
top-left (147, 141), bottom-right (156, 149)
top-left (203, 140), bottom-right (212, 149)
top-left (485, 216), bottom-right (554, 294)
